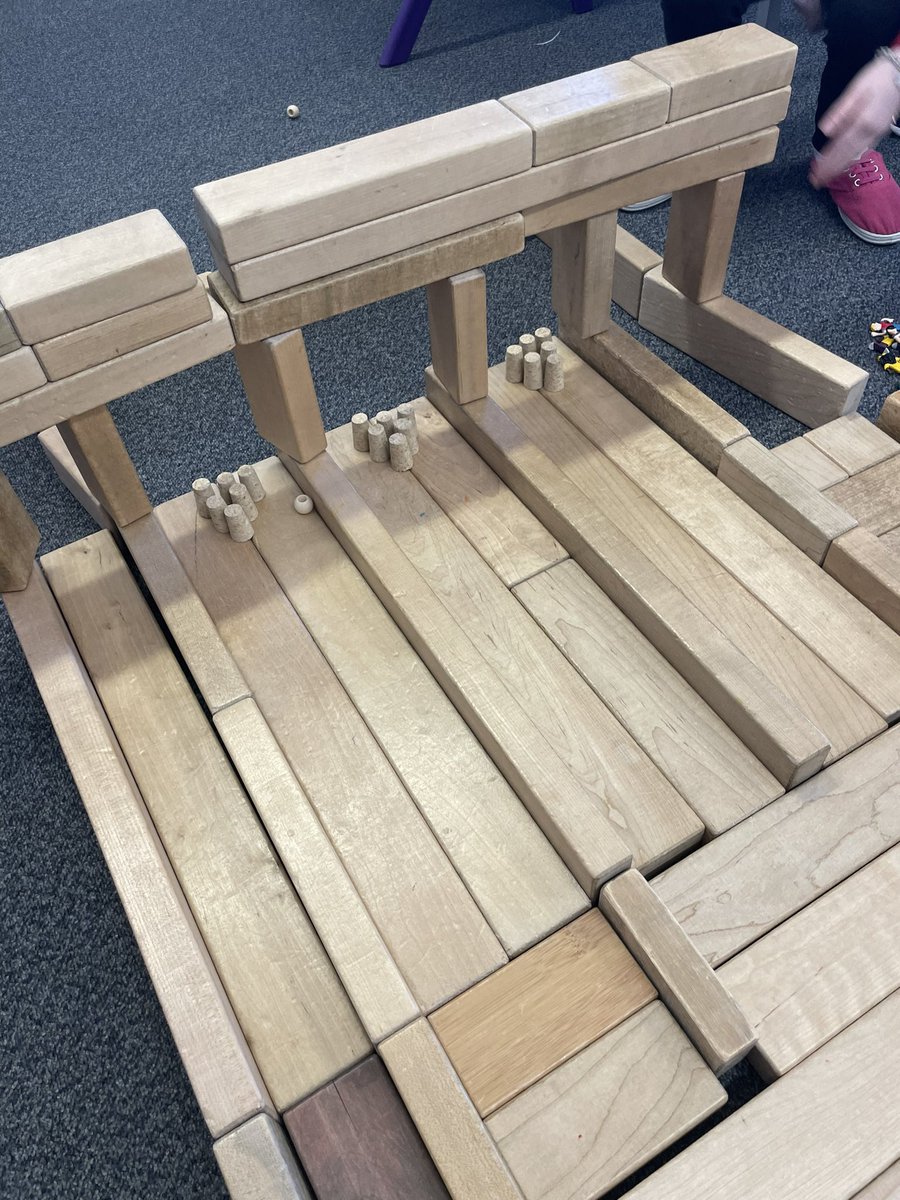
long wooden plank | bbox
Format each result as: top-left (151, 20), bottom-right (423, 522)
top-left (328, 423), bottom-right (702, 874)
top-left (485, 1002), bottom-right (727, 1200)
top-left (826, 457), bottom-right (900, 535)
top-left (804, 412), bottom-right (900, 476)
top-left (213, 1115), bottom-right (312, 1200)
top-left (282, 447), bottom-right (632, 897)
top-left (431, 910), bottom-right (655, 1118)
top-left (58, 405), bottom-right (152, 527)
top-left (771, 437), bottom-right (849, 490)
top-left (824, 527), bottom-right (900, 635)
top-left (653, 725), bottom-right (900, 968)
top-left (246, 457), bottom-right (588, 956)
top-left (625, 990), bottom-right (900, 1200)
top-left (853, 1160), bottom-right (900, 1200)
top-left (156, 492), bottom-right (506, 1011)
top-left (41, 532), bottom-right (369, 1110)
top-left (548, 339), bottom-right (900, 724)
top-left (3, 567), bottom-right (273, 1138)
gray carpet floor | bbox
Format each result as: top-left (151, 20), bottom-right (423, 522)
top-left (1, 0), bottom-right (898, 1196)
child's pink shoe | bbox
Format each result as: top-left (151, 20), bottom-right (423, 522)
top-left (825, 152), bottom-right (900, 244)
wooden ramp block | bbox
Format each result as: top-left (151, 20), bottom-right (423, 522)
top-left (427, 269), bottom-right (488, 404)
top-left (233, 328), bottom-right (326, 463)
top-left (612, 226), bottom-right (662, 319)
top-left (625, 990), bottom-right (900, 1200)
top-left (653, 725), bottom-right (900, 967)
top-left (551, 214), bottom-right (616, 339)
top-left (4, 567), bottom-right (273, 1138)
top-left (0, 472), bottom-right (40, 592)
top-left (826, 457), bottom-right (900, 535)
top-left (639, 266), bottom-right (868, 427)
top-left (42, 532), bottom-right (370, 1110)
top-left (214, 1115), bottom-right (311, 1200)
top-left (771, 436), bottom-right (849, 490)
top-left (486, 1002), bottom-right (727, 1200)
top-left (379, 1019), bottom-right (525, 1200)
top-left (853, 1160), bottom-right (900, 1199)
top-left (599, 869), bottom-right (755, 1074)
top-left (0, 345), bottom-right (46, 403)
top-left (38, 426), bottom-right (114, 530)
top-left (824, 526), bottom-right (900, 634)
top-left (663, 173), bottom-right (745, 303)
top-left (804, 412), bottom-right (900, 476)
top-left (430, 909), bottom-right (657, 1117)
top-left (719, 845), bottom-right (900, 1080)
top-left (877, 391), bottom-right (900, 444)
top-left (500, 61), bottom-right (671, 166)
top-left (58, 405), bottom-right (151, 528)
top-left (283, 1056), bottom-right (449, 1200)
top-left (718, 436), bottom-right (857, 564)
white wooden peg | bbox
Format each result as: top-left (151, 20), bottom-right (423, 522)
top-left (505, 345), bottom-right (524, 383)
top-left (351, 413), bottom-right (370, 453)
top-left (389, 432), bottom-right (413, 472)
top-left (368, 420), bottom-right (389, 462)
top-left (225, 503), bottom-right (254, 542)
top-left (237, 464), bottom-right (266, 502)
top-left (523, 351), bottom-right (543, 390)
top-left (192, 478), bottom-right (216, 519)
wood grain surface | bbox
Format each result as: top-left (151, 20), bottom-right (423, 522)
top-left (213, 1115), bottom-right (312, 1200)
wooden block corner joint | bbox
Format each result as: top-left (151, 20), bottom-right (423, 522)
top-left (233, 328), bottom-right (327, 462)
top-left (426, 269), bottom-right (489, 404)
top-left (0, 472), bottom-right (40, 592)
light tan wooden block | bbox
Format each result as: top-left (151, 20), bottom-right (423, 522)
top-left (599, 869), bottom-right (755, 1074)
top-left (653, 724), bottom-right (900, 967)
top-left (3, 567), bottom-right (273, 1138)
top-left (0, 298), bottom-right (234, 447)
top-left (42, 532), bottom-right (370, 1109)
top-left (0, 304), bottom-right (21, 356)
top-left (625, 991), bottom-right (900, 1200)
top-left (379, 1019), bottom-right (524, 1200)
top-left (156, 490), bottom-right (506, 1011)
top-left (194, 101), bottom-right (531, 267)
top-left (853, 1160), bottom-right (900, 1199)
top-left (663, 172), bottom-right (744, 303)
top-left (214, 1115), bottom-right (312, 1200)
top-left (719, 845), bottom-right (900, 1080)
top-left (38, 426), bottom-right (114, 530)
top-left (881, 526), bottom-right (900, 554)
top-left (0, 210), bottom-right (196, 343)
top-left (431, 909), bottom-right (656, 1117)
top-left (718, 436), bottom-right (857, 564)
top-left (243, 457), bottom-right (588, 957)
top-left (427, 269), bottom-right (488, 404)
top-left (0, 345), bottom-right (47, 403)
top-left (805, 411), bottom-right (900, 475)
top-left (0, 471), bottom-right (40, 591)
top-left (771, 437), bottom-right (849, 490)
top-left (234, 328), bottom-right (325, 463)
top-left (877, 391), bottom-right (900, 444)
top-left (632, 23), bottom-right (797, 121)
top-left (612, 226), bottom-right (662, 319)
top-left (486, 1002), bottom-right (727, 1200)
top-left (824, 526), bottom-right (900, 634)
top-left (551, 214), bottom-right (616, 339)
top-left (57, 405), bottom-right (151, 527)
top-left (500, 61), bottom-right (671, 166)
top-left (826, 457), bottom-right (900, 535)
top-left (33, 280), bottom-right (211, 380)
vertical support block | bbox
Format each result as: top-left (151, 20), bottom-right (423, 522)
top-left (877, 391), bottom-right (900, 444)
top-left (551, 213), bottom-right (617, 339)
top-left (0, 472), bottom-right (40, 592)
top-left (663, 173), bottom-right (745, 304)
top-left (426, 269), bottom-right (489, 404)
top-left (59, 404), bottom-right (152, 527)
top-left (234, 329), bottom-right (327, 463)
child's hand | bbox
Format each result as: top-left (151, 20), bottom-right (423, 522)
top-left (810, 54), bottom-right (900, 187)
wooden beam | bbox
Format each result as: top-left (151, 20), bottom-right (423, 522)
top-left (426, 269), bottom-right (488, 404)
top-left (826, 457), bottom-right (900, 535)
top-left (805, 412), bottom-right (900, 475)
top-left (612, 226), bottom-right (662, 319)
top-left (770, 437), bottom-right (849, 490)
top-left (0, 345), bottom-right (46, 403)
top-left (0, 472), bottom-right (40, 591)
top-left (551, 214), bottom-right (617, 339)
top-left (213, 1115), bottom-right (312, 1200)
top-left (663, 173), bottom-right (745, 303)
top-left (58, 405), bottom-right (151, 527)
top-left (38, 426), bottom-right (114, 530)
top-left (824, 526), bottom-right (900, 634)
top-left (233, 328), bottom-right (326, 463)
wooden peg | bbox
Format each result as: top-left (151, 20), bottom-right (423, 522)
top-left (207, 493), bottom-right (229, 533)
top-left (506, 345), bottom-right (524, 383)
top-left (519, 333), bottom-right (537, 356)
top-left (229, 482), bottom-right (259, 522)
top-left (523, 351), bottom-right (543, 390)
top-left (237, 464), bottom-right (266, 502)
top-left (217, 472), bottom-right (236, 503)
top-left (225, 503), bottom-right (254, 542)
top-left (0, 472), bottom-right (40, 592)
top-left (375, 410), bottom-right (395, 437)
top-left (351, 413), bottom-right (370, 453)
top-left (389, 432), bottom-right (413, 472)
top-left (193, 478), bottom-right (216, 518)
top-left (540, 337), bottom-right (557, 364)
top-left (543, 352), bottom-right (565, 392)
top-left (534, 327), bottom-right (552, 352)
top-left (368, 421), bottom-right (389, 462)
top-left (395, 416), bottom-right (418, 455)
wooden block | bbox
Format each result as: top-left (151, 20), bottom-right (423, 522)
top-left (876, 391), bottom-right (900, 444)
top-left (804, 411), bottom-right (900, 475)
top-left (0, 298), bottom-right (234, 448)
top-left (612, 226), bottom-right (662, 319)
top-left (0, 303), bottom-right (21, 356)
top-left (853, 1160), bottom-right (900, 1199)
top-left (824, 526), bottom-right (900, 634)
top-left (881, 526), bottom-right (900, 554)
top-left (427, 269), bottom-right (488, 404)
top-left (38, 426), bottom-right (114, 530)
top-left (4, 567), bottom-right (273, 1138)
top-left (32, 280), bottom-right (211, 381)
top-left (632, 23), bottom-right (797, 121)
top-left (327, 424), bottom-right (702, 874)
top-left (156, 491), bottom-right (506, 1011)
top-left (663, 173), bottom-right (745, 303)
top-left (42, 532), bottom-right (370, 1109)
top-left (623, 990), bottom-right (900, 1200)
top-left (551, 214), bottom-right (616, 339)
top-left (826, 457), bottom-right (900, 535)
top-left (500, 61), bottom-right (671, 166)
top-left (431, 910), bottom-right (656, 1117)
top-left (283, 1056), bottom-right (449, 1200)
top-left (514, 561), bottom-right (783, 836)
top-left (57, 405), bottom-right (151, 527)
top-left (194, 101), bottom-right (532, 265)
top-left (599, 869), bottom-right (755, 1074)
top-left (771, 436), bottom-right (849, 489)
top-left (214, 1115), bottom-right (311, 1200)
top-left (247, 457), bottom-right (587, 955)
top-left (0, 210), bottom-right (196, 343)
top-left (486, 1002), bottom-right (727, 1200)
top-left (653, 725), bottom-right (900, 967)
top-left (718, 436), bottom-right (857, 564)
top-left (379, 1019), bottom-right (525, 1200)
top-left (233, 329), bottom-right (326, 462)
top-left (0, 345), bottom-right (47, 403)
top-left (409, 398), bottom-right (568, 587)
top-left (0, 472), bottom-right (40, 591)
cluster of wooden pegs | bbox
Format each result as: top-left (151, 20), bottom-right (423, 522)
top-left (505, 327), bottom-right (564, 392)
top-left (350, 403), bottom-right (419, 471)
top-left (191, 464), bottom-right (267, 542)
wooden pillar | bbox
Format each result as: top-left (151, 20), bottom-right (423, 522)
top-left (58, 405), bottom-right (151, 527)
top-left (877, 392), bottom-right (900, 444)
top-left (663, 173), bottom-right (745, 304)
top-left (426, 269), bottom-right (488, 404)
top-left (551, 213), bottom-right (617, 339)
top-left (0, 472), bottom-right (40, 592)
top-left (233, 329), bottom-right (326, 463)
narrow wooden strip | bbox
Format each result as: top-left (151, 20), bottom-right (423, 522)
top-left (612, 226), bottom-right (662, 319)
top-left (379, 1019), bottom-right (524, 1200)
top-left (431, 909), bottom-right (656, 1117)
top-left (653, 725), bottom-right (900, 967)
top-left (42, 531), bottom-right (370, 1109)
top-left (771, 437), bottom-right (849, 490)
top-left (804, 412), bottom-right (900, 475)
top-left (4, 567), bottom-right (273, 1138)
top-left (663, 172), bottom-right (744, 303)
top-left (551, 214), bottom-right (616, 339)
top-left (826, 457), bottom-right (900, 535)
top-left (427, 269), bottom-right (488, 404)
top-left (58, 405), bottom-right (151, 527)
top-left (233, 328), bottom-right (326, 463)
top-left (853, 1160), bottom-right (900, 1199)
top-left (486, 1002), bottom-right (727, 1200)
top-left (214, 1115), bottom-right (312, 1200)
top-left (0, 345), bottom-right (47, 403)
top-left (37, 426), bottom-right (114, 529)
top-left (0, 471), bottom-right (40, 591)
top-left (824, 527), bottom-right (900, 634)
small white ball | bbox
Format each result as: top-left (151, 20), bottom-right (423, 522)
top-left (293, 494), bottom-right (313, 514)
top-left (286, 104), bottom-right (300, 119)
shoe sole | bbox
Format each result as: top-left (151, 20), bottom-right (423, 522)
top-left (621, 194), bottom-right (671, 212)
top-left (838, 209), bottom-right (900, 244)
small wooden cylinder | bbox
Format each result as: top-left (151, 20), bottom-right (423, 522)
top-left (505, 345), bottom-right (524, 383)
top-left (217, 472), bottom-right (236, 504)
top-left (229, 482), bottom-right (259, 522)
top-left (519, 333), bottom-right (536, 356)
top-left (224, 503), bottom-right (254, 542)
top-left (395, 416), bottom-right (418, 455)
top-left (523, 352), bottom-right (543, 390)
top-left (543, 352), bottom-right (565, 392)
top-left (397, 402), bottom-right (415, 423)
top-left (540, 337), bottom-right (557, 364)
top-left (534, 327), bottom-right (552, 352)
top-left (351, 413), bottom-right (370, 453)
top-left (368, 421), bottom-right (389, 462)
top-left (192, 478), bottom-right (216, 519)
top-left (375, 410), bottom-right (395, 437)
top-left (237, 464), bottom-right (266, 502)
top-left (206, 494), bottom-right (229, 533)
top-left (389, 432), bottom-right (413, 472)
